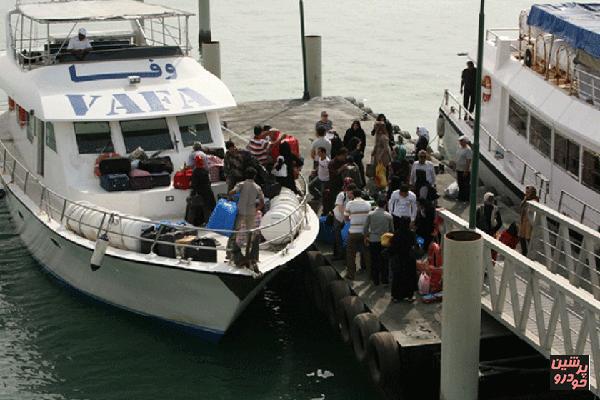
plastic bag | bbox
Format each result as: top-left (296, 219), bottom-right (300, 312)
top-left (418, 272), bottom-right (431, 295)
top-left (375, 162), bottom-right (388, 189)
top-left (444, 181), bottom-right (459, 200)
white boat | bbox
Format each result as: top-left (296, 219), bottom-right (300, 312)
top-left (0, 0), bottom-right (318, 341)
top-left (438, 3), bottom-right (600, 230)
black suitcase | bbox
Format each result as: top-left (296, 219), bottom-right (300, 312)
top-left (184, 237), bottom-right (217, 262)
top-left (100, 174), bottom-right (129, 192)
top-left (99, 157), bottom-right (131, 175)
top-left (140, 226), bottom-right (178, 254)
top-left (154, 231), bottom-right (186, 258)
top-left (129, 175), bottom-right (153, 190)
top-left (263, 182), bottom-right (282, 198)
top-left (151, 172), bottom-right (171, 188)
top-left (139, 156), bottom-right (174, 174)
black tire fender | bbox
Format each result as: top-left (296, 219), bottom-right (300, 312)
top-left (367, 332), bottom-right (403, 399)
top-left (337, 296), bottom-right (365, 343)
top-left (351, 313), bottom-right (381, 363)
top-left (326, 280), bottom-right (351, 327)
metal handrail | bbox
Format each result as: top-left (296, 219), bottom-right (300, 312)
top-left (0, 138), bottom-right (311, 260)
top-left (442, 89), bottom-right (550, 202)
top-left (558, 190), bottom-right (600, 227)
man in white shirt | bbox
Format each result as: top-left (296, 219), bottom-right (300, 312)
top-left (68, 28), bottom-right (92, 59)
top-left (410, 150), bottom-right (436, 200)
top-left (311, 127), bottom-right (332, 159)
top-left (344, 189), bottom-right (372, 280)
top-left (388, 183), bottom-right (417, 230)
top-left (332, 182), bottom-right (356, 259)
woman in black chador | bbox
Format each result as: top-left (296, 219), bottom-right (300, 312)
top-left (388, 216), bottom-right (417, 302)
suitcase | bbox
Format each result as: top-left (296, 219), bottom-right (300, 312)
top-left (263, 182), bottom-right (282, 199)
top-left (317, 215), bottom-right (335, 244)
top-left (140, 225), bottom-right (178, 254)
top-left (207, 198), bottom-right (238, 237)
top-left (175, 235), bottom-right (197, 258)
top-left (154, 231), bottom-right (186, 258)
top-left (174, 168), bottom-right (193, 189)
top-left (270, 135), bottom-right (300, 160)
top-left (151, 172), bottom-right (171, 188)
top-left (100, 174), bottom-right (129, 192)
top-left (184, 237), bottom-right (217, 262)
top-left (129, 169), bottom-right (153, 190)
top-left (99, 157), bottom-right (131, 175)
top-left (209, 166), bottom-right (223, 183)
top-left (139, 156), bottom-right (174, 174)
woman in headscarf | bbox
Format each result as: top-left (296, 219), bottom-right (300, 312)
top-left (371, 114), bottom-right (394, 146)
top-left (344, 120), bottom-right (366, 153)
top-left (372, 122), bottom-right (393, 167)
top-left (388, 216), bottom-right (417, 302)
top-left (518, 185), bottom-right (539, 256)
top-left (347, 137), bottom-right (365, 186)
top-left (186, 155), bottom-right (216, 226)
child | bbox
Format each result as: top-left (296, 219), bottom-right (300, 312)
top-left (308, 147), bottom-right (330, 200)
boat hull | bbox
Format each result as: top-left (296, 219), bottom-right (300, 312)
top-left (0, 180), bottom-right (296, 341)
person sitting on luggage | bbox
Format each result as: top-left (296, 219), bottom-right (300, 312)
top-left (186, 155), bottom-right (216, 226)
top-left (229, 167), bottom-right (265, 273)
top-left (410, 150), bottom-right (436, 200)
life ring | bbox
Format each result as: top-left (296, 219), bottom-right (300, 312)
top-left (351, 313), bottom-right (381, 362)
top-left (482, 75), bottom-right (492, 102)
top-left (326, 280), bottom-right (351, 328)
top-left (337, 296), bottom-right (365, 343)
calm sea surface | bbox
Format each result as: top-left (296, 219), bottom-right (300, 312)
top-left (0, 1), bottom-right (592, 399)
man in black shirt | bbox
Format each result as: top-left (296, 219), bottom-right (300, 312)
top-left (460, 61), bottom-right (477, 121)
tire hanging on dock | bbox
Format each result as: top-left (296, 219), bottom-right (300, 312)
top-left (351, 313), bottom-right (381, 363)
top-left (336, 296), bottom-right (365, 344)
top-left (326, 280), bottom-right (351, 328)
top-left (315, 265), bottom-right (338, 312)
top-left (367, 332), bottom-right (404, 400)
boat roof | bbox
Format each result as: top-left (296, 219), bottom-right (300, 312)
top-left (527, 3), bottom-right (600, 58)
top-left (17, 0), bottom-right (193, 23)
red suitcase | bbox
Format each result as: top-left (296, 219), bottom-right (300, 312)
top-left (174, 168), bottom-right (193, 189)
top-left (271, 135), bottom-right (300, 160)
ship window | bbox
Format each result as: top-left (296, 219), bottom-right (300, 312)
top-left (554, 133), bottom-right (579, 177)
top-left (26, 112), bottom-right (35, 143)
top-left (120, 118), bottom-right (173, 153)
top-left (45, 122), bottom-right (57, 152)
top-left (508, 97), bottom-right (528, 137)
top-left (177, 114), bottom-right (212, 146)
top-left (74, 122), bottom-right (114, 154)
top-left (529, 115), bottom-right (551, 157)
top-left (582, 148), bottom-right (600, 194)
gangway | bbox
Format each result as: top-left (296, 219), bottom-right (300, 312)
top-left (439, 207), bottom-right (600, 396)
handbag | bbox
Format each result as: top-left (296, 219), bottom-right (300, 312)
top-left (380, 232), bottom-right (394, 247)
top-left (366, 157), bottom-right (376, 178)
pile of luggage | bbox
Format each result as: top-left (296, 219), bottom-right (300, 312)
top-left (96, 152), bottom-right (174, 192)
top-left (140, 224), bottom-right (218, 262)
top-left (173, 155), bottom-right (225, 190)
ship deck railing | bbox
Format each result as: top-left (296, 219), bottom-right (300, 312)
top-left (441, 89), bottom-right (551, 202)
top-left (0, 139), bottom-right (311, 265)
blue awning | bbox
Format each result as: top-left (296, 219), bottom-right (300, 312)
top-left (527, 3), bottom-right (600, 58)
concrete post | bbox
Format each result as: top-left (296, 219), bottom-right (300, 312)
top-left (305, 35), bottom-right (322, 98)
top-left (201, 41), bottom-right (221, 78)
top-left (198, 0), bottom-right (212, 49)
top-left (440, 230), bottom-right (483, 400)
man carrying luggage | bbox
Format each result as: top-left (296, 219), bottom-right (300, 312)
top-left (229, 168), bottom-right (265, 273)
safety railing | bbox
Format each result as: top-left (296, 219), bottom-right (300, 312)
top-left (439, 208), bottom-right (600, 395)
top-left (528, 201), bottom-right (600, 300)
top-left (441, 90), bottom-right (550, 202)
top-left (575, 66), bottom-right (600, 108)
top-left (558, 190), bottom-right (600, 230)
top-left (0, 139), bottom-right (311, 265)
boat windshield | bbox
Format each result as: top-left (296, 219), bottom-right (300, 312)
top-left (74, 121), bottom-right (113, 154)
top-left (120, 118), bottom-right (173, 153)
top-left (177, 114), bottom-right (212, 147)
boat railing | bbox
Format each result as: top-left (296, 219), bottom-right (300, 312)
top-left (0, 139), bottom-right (311, 264)
top-left (442, 89), bottom-right (550, 203)
top-left (486, 28), bottom-right (522, 54)
top-left (574, 66), bottom-right (600, 108)
top-left (558, 190), bottom-right (600, 230)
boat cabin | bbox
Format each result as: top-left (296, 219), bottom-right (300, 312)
top-left (0, 0), bottom-right (236, 219)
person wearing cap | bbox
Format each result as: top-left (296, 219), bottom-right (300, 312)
top-left (410, 150), bottom-right (436, 200)
top-left (68, 28), bottom-right (92, 59)
top-left (476, 192), bottom-right (502, 236)
top-left (455, 136), bottom-right (472, 202)
top-left (316, 111), bottom-right (333, 133)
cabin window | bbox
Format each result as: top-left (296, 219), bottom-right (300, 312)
top-left (508, 97), bottom-right (528, 137)
top-left (529, 115), bottom-right (551, 157)
top-left (45, 122), bottom-right (57, 152)
top-left (74, 122), bottom-right (114, 154)
top-left (177, 114), bottom-right (212, 146)
top-left (582, 148), bottom-right (600, 194)
top-left (26, 113), bottom-right (35, 143)
top-left (554, 133), bottom-right (579, 177)
top-left (120, 118), bottom-right (173, 153)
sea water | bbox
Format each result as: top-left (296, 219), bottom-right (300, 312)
top-left (0, 1), bottom-right (592, 399)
